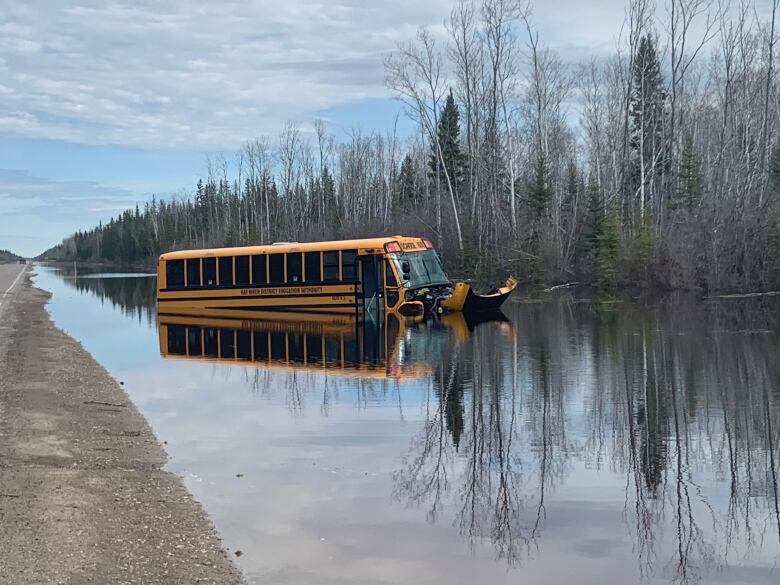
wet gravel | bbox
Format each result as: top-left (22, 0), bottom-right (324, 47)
top-left (0, 273), bottom-right (244, 584)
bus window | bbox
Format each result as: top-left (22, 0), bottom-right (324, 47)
top-left (305, 251), bottom-right (321, 282)
top-left (342, 250), bottom-right (357, 281)
top-left (270, 332), bottom-right (286, 360)
top-left (325, 336), bottom-right (341, 364)
top-left (204, 327), bottom-right (218, 357)
top-left (253, 332), bottom-right (268, 361)
top-left (385, 260), bottom-right (397, 287)
top-left (344, 338), bottom-right (359, 366)
top-left (287, 252), bottom-right (302, 283)
top-left (289, 333), bottom-right (304, 363)
top-left (323, 251), bottom-right (339, 281)
top-left (203, 258), bottom-right (217, 286)
top-left (166, 260), bottom-right (185, 289)
top-left (306, 334), bottom-right (323, 363)
top-left (235, 255), bottom-right (250, 286)
top-left (218, 256), bottom-right (234, 286)
top-left (236, 330), bottom-right (251, 359)
top-left (167, 325), bottom-right (186, 355)
top-left (219, 329), bottom-right (236, 358)
top-left (186, 258), bottom-right (201, 288)
top-left (187, 326), bottom-right (202, 356)
top-left (252, 255), bottom-right (267, 285)
top-left (269, 254), bottom-right (284, 284)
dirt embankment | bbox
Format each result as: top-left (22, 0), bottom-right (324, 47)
top-left (0, 273), bottom-right (244, 584)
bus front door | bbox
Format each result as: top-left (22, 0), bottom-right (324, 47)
top-left (358, 255), bottom-right (382, 321)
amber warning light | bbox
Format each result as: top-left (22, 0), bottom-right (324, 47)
top-left (423, 239), bottom-right (433, 249)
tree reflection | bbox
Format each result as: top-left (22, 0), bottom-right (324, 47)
top-left (55, 267), bottom-right (157, 323)
top-left (394, 296), bottom-right (780, 583)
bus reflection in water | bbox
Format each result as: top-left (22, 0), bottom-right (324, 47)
top-left (157, 311), bottom-right (511, 380)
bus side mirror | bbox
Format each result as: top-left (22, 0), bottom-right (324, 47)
top-left (401, 261), bottom-right (411, 281)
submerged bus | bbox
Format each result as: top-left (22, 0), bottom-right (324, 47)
top-left (156, 236), bottom-right (515, 318)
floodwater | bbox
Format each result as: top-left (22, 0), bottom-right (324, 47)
top-left (34, 264), bottom-right (780, 585)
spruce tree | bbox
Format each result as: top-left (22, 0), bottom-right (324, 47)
top-left (597, 205), bottom-right (621, 291)
top-left (562, 162), bottom-right (580, 217)
top-left (321, 165), bottom-right (338, 229)
top-left (396, 154), bottom-right (420, 211)
top-left (583, 178), bottom-right (604, 257)
top-left (428, 90), bottom-right (466, 196)
top-left (528, 154), bottom-right (552, 218)
top-left (676, 133), bottom-right (703, 210)
top-left (628, 35), bottom-right (667, 207)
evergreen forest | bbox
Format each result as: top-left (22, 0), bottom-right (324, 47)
top-left (0, 249), bottom-right (23, 262)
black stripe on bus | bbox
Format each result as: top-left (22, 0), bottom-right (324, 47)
top-left (160, 281), bottom-right (357, 293)
top-left (158, 292), bottom-right (358, 302)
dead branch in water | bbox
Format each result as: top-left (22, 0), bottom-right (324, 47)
top-left (707, 291), bottom-right (780, 299)
top-left (544, 282), bottom-right (580, 293)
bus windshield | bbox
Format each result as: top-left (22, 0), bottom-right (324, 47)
top-left (390, 249), bottom-right (449, 288)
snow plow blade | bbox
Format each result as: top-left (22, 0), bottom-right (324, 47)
top-left (440, 276), bottom-right (517, 314)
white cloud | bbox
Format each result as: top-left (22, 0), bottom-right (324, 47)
top-left (0, 0), bottom-right (462, 149)
top-left (0, 0), bottom-right (640, 151)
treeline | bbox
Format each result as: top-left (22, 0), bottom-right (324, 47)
top-left (44, 0), bottom-right (780, 291)
top-left (0, 249), bottom-right (22, 262)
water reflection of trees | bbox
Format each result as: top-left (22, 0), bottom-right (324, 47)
top-left (55, 268), bottom-right (156, 324)
top-left (589, 299), bottom-right (780, 584)
top-left (394, 296), bottom-right (780, 583)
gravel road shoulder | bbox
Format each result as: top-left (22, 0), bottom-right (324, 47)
top-left (0, 272), bottom-right (244, 584)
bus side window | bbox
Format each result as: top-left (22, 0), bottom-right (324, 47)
top-left (252, 255), bottom-right (267, 285)
top-left (253, 332), bottom-right (269, 361)
top-left (306, 334), bottom-right (323, 363)
top-left (342, 250), bottom-right (357, 281)
top-left (186, 258), bottom-right (201, 288)
top-left (289, 333), bottom-right (304, 362)
top-left (269, 254), bottom-right (284, 284)
top-left (204, 327), bottom-right (218, 357)
top-left (305, 251), bottom-right (321, 282)
top-left (325, 336), bottom-right (341, 364)
top-left (323, 251), bottom-right (339, 281)
top-left (167, 325), bottom-right (186, 355)
top-left (219, 329), bottom-right (235, 358)
top-left (236, 330), bottom-right (251, 359)
top-left (203, 258), bottom-right (217, 286)
top-left (218, 256), bottom-right (234, 286)
top-left (270, 332), bottom-right (286, 360)
top-left (344, 338), bottom-right (359, 366)
top-left (287, 252), bottom-right (302, 283)
top-left (166, 260), bottom-right (185, 289)
top-left (385, 260), bottom-right (398, 287)
top-left (235, 255), bottom-right (250, 286)
top-left (187, 326), bottom-right (202, 356)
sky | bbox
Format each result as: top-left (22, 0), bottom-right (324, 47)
top-left (0, 0), bottom-right (640, 256)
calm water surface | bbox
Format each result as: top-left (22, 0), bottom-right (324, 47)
top-left (35, 265), bottom-right (780, 585)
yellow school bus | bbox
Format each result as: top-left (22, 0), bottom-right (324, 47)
top-left (157, 312), bottom-right (435, 380)
top-left (156, 236), bottom-right (516, 318)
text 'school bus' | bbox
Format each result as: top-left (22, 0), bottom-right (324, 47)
top-left (157, 312), bottom-right (436, 381)
top-left (156, 236), bottom-right (517, 318)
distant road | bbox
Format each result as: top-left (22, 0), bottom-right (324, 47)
top-left (0, 262), bottom-right (27, 319)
